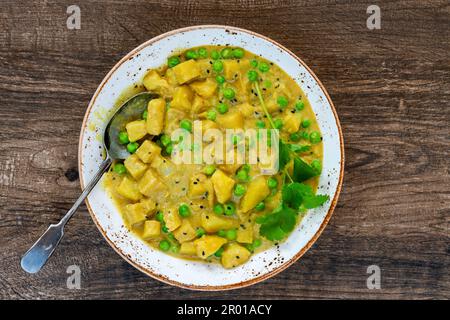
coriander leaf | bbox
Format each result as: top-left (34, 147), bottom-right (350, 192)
top-left (282, 182), bottom-right (328, 210)
top-left (278, 140), bottom-right (291, 170)
top-left (303, 194), bottom-right (329, 209)
top-left (288, 144), bottom-right (311, 153)
top-left (292, 157), bottom-right (320, 182)
top-left (256, 205), bottom-right (297, 241)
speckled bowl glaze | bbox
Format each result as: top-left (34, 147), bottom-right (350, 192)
top-left (78, 25), bottom-right (344, 290)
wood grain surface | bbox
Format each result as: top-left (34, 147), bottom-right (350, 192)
top-left (0, 0), bottom-right (448, 299)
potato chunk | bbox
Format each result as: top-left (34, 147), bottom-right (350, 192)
top-left (237, 102), bottom-right (254, 118)
top-left (179, 242), bottom-right (197, 256)
top-left (200, 212), bottom-right (238, 233)
top-left (216, 111), bottom-right (244, 129)
top-left (141, 220), bottom-right (161, 239)
top-left (221, 243), bottom-right (251, 269)
top-left (239, 176), bottom-right (270, 213)
top-left (124, 154), bottom-right (147, 179)
top-left (189, 173), bottom-right (208, 198)
top-left (163, 208), bottom-right (181, 231)
top-left (191, 95), bottom-right (208, 114)
top-left (142, 70), bottom-right (173, 97)
top-left (135, 140), bottom-right (161, 164)
top-left (170, 86), bottom-right (194, 112)
top-left (211, 169), bottom-right (235, 204)
top-left (126, 120), bottom-right (147, 142)
top-left (223, 60), bottom-right (240, 80)
top-left (138, 168), bottom-right (166, 197)
top-left (236, 226), bottom-right (253, 244)
top-left (125, 198), bottom-right (156, 225)
top-left (283, 113), bottom-right (301, 134)
top-left (117, 177), bottom-right (141, 201)
top-left (172, 59), bottom-right (201, 84)
top-left (124, 203), bottom-right (147, 226)
top-left (146, 98), bottom-right (166, 135)
top-left (173, 219), bottom-right (197, 243)
top-left (190, 78), bottom-right (217, 98)
top-left (194, 235), bottom-right (227, 259)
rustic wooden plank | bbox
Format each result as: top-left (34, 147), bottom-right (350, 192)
top-left (0, 0), bottom-right (448, 299)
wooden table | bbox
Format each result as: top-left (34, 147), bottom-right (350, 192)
top-left (0, 0), bottom-right (448, 299)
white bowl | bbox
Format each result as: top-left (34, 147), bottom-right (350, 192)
top-left (78, 25), bottom-right (344, 290)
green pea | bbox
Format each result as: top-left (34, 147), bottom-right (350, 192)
top-left (253, 239), bottom-right (262, 248)
top-left (295, 100), bottom-right (305, 111)
top-left (302, 119), bottom-right (311, 128)
top-left (301, 131), bottom-right (310, 139)
top-left (274, 118), bottom-right (283, 129)
top-left (225, 229), bottom-right (237, 241)
top-left (127, 142), bottom-right (139, 153)
top-left (236, 169), bottom-right (249, 181)
top-left (311, 159), bottom-right (322, 173)
top-left (224, 202), bottom-right (236, 216)
top-left (215, 75), bottom-right (225, 84)
top-left (206, 109), bottom-right (217, 121)
top-left (232, 48), bottom-right (244, 59)
top-left (113, 163), bottom-right (126, 174)
top-left (178, 204), bottom-right (190, 217)
top-left (220, 47), bottom-right (233, 59)
top-left (234, 184), bottom-right (246, 196)
top-left (212, 60), bottom-right (223, 72)
top-left (155, 211), bottom-right (164, 222)
top-left (161, 225), bottom-right (169, 233)
top-left (213, 203), bottom-right (224, 215)
top-left (170, 244), bottom-right (180, 253)
top-left (247, 70), bottom-right (259, 82)
top-left (214, 247), bottom-right (224, 257)
top-left (167, 233), bottom-right (176, 241)
top-left (118, 131), bottom-right (129, 144)
top-left (180, 119), bottom-right (192, 132)
top-left (256, 120), bottom-right (266, 128)
top-left (160, 134), bottom-right (171, 147)
top-left (267, 177), bottom-right (278, 189)
top-left (185, 50), bottom-right (198, 60)
top-left (197, 47), bottom-right (208, 58)
top-left (310, 131), bottom-right (322, 144)
top-left (258, 62), bottom-right (270, 72)
top-left (210, 50), bottom-right (220, 60)
top-left (277, 96), bottom-right (288, 108)
top-left (217, 103), bottom-right (229, 114)
top-left (290, 132), bottom-right (301, 142)
top-left (159, 240), bottom-right (171, 251)
top-left (168, 56), bottom-right (180, 68)
top-left (142, 110), bottom-right (148, 120)
top-left (217, 229), bottom-right (227, 237)
top-left (165, 143), bottom-right (173, 155)
top-left (255, 202), bottom-right (265, 211)
top-left (223, 87), bottom-right (235, 100)
top-left (250, 59), bottom-right (258, 68)
top-left (196, 227), bottom-right (206, 237)
top-left (204, 165), bottom-right (216, 176)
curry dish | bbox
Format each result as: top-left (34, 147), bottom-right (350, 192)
top-left (103, 46), bottom-right (327, 268)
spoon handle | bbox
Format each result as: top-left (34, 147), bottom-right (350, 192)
top-left (21, 157), bottom-right (112, 274)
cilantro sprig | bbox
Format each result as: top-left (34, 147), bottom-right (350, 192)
top-left (252, 79), bottom-right (329, 241)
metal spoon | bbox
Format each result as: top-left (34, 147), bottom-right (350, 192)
top-left (21, 92), bottom-right (157, 273)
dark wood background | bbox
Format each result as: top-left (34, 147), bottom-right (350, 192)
top-left (0, 0), bottom-right (448, 300)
